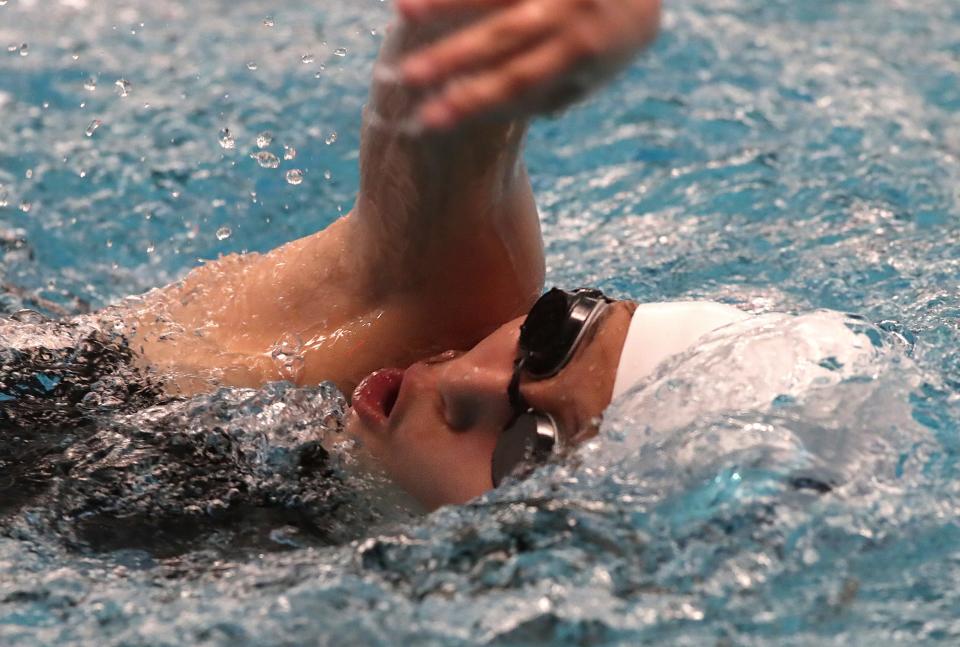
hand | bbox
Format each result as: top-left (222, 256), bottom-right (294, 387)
top-left (395, 0), bottom-right (661, 130)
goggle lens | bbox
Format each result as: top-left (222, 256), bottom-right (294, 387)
top-left (491, 411), bottom-right (558, 487)
top-left (518, 288), bottom-right (581, 375)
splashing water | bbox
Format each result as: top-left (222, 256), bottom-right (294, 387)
top-left (255, 131), bottom-right (273, 149)
top-left (113, 78), bottom-right (131, 97)
top-left (250, 151), bottom-right (280, 169)
top-left (84, 119), bottom-right (102, 137)
top-left (218, 128), bottom-right (236, 150)
top-left (2, 0), bottom-right (960, 645)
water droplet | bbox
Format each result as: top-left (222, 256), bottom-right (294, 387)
top-left (301, 53), bottom-right (314, 64)
top-left (270, 332), bottom-right (305, 380)
top-left (256, 131), bottom-right (273, 148)
top-left (114, 78), bottom-right (132, 97)
top-left (283, 145), bottom-right (297, 160)
top-left (218, 127), bottom-right (236, 149)
top-left (24, 169), bottom-right (32, 179)
top-left (85, 119), bottom-right (102, 137)
top-left (285, 169), bottom-right (303, 185)
top-left (6, 44), bottom-right (16, 53)
top-left (18, 43), bottom-right (28, 57)
top-left (246, 61), bottom-right (258, 71)
top-left (216, 226), bottom-right (232, 241)
top-left (146, 243), bottom-right (155, 253)
top-left (323, 170), bottom-right (332, 180)
top-left (325, 131), bottom-right (338, 145)
top-left (83, 77), bottom-right (96, 91)
top-left (250, 151), bottom-right (280, 169)
top-left (333, 47), bottom-right (347, 57)
top-left (19, 202), bottom-right (31, 213)
top-left (263, 16), bottom-right (275, 27)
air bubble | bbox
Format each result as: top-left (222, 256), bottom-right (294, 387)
top-left (114, 79), bottom-right (132, 97)
top-left (250, 151), bottom-right (280, 169)
top-left (218, 127), bottom-right (236, 150)
top-left (285, 169), bottom-right (303, 185)
top-left (85, 119), bottom-right (102, 137)
top-left (325, 131), bottom-right (338, 145)
top-left (246, 61), bottom-right (258, 71)
top-left (333, 47), bottom-right (347, 57)
top-left (18, 43), bottom-right (28, 57)
top-left (216, 226), bottom-right (232, 241)
top-left (263, 16), bottom-right (275, 27)
top-left (301, 54), bottom-right (314, 64)
top-left (283, 145), bottom-right (297, 160)
top-left (256, 131), bottom-right (273, 148)
top-left (83, 77), bottom-right (97, 91)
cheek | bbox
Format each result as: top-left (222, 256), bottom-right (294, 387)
top-left (353, 402), bottom-right (501, 509)
top-left (395, 424), bottom-right (500, 510)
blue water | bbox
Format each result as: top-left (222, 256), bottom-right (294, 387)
top-left (3, 0), bottom-right (960, 644)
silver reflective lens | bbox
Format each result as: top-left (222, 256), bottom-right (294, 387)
top-left (491, 411), bottom-right (558, 487)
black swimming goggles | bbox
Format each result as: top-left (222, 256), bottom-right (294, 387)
top-left (490, 287), bottom-right (613, 487)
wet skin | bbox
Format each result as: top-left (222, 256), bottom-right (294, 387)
top-left (347, 300), bottom-right (636, 510)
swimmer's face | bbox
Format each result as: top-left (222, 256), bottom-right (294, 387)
top-left (346, 301), bottom-right (635, 510)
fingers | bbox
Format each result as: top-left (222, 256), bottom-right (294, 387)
top-left (418, 37), bottom-right (575, 129)
top-left (396, 0), bottom-right (517, 22)
top-left (401, 0), bottom-right (556, 87)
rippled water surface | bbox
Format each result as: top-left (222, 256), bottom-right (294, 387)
top-left (3, 0), bottom-right (960, 644)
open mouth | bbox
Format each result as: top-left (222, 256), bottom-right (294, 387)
top-left (351, 368), bottom-right (405, 425)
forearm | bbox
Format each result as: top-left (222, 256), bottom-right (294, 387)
top-left (351, 17), bottom-right (540, 294)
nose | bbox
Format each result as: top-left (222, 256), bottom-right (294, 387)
top-left (436, 345), bottom-right (516, 431)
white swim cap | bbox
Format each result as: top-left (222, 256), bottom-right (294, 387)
top-left (611, 302), bottom-right (753, 400)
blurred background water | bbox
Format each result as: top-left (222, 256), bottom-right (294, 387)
top-left (2, 0), bottom-right (960, 644)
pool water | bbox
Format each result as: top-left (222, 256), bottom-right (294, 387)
top-left (3, 0), bottom-right (960, 644)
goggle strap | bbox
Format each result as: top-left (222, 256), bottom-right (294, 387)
top-left (508, 356), bottom-right (526, 412)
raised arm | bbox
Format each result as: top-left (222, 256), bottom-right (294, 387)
top-left (123, 15), bottom-right (545, 396)
top-left (394, 0), bottom-right (662, 130)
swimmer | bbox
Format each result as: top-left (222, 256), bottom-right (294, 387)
top-left (120, 0), bottom-right (848, 511)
